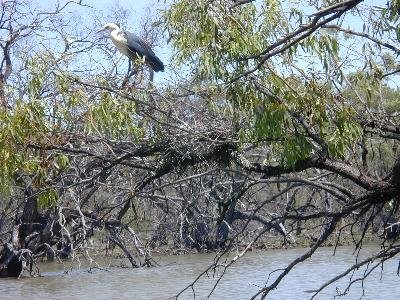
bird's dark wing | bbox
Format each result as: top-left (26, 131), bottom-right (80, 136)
top-left (124, 31), bottom-right (164, 72)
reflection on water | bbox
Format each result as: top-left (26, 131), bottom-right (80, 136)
top-left (0, 245), bottom-right (399, 299)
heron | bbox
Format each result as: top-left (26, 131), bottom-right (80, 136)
top-left (98, 23), bottom-right (164, 81)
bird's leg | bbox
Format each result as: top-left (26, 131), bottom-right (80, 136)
top-left (128, 60), bottom-right (138, 78)
top-left (127, 59), bottom-right (132, 77)
top-left (122, 60), bottom-right (137, 88)
top-left (149, 69), bottom-right (154, 82)
top-left (121, 60), bottom-right (131, 88)
top-left (125, 60), bottom-right (138, 79)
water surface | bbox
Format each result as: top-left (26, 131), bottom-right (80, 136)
top-left (1, 245), bottom-right (399, 299)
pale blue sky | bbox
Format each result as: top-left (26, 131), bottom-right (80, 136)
top-left (34, 0), bottom-right (164, 23)
top-left (28, 0), bottom-right (396, 87)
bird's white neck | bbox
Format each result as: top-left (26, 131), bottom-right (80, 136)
top-left (109, 29), bottom-right (128, 56)
top-left (110, 28), bottom-right (122, 39)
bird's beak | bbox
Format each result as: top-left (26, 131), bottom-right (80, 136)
top-left (96, 28), bottom-right (106, 34)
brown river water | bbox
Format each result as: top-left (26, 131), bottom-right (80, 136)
top-left (0, 245), bottom-right (399, 299)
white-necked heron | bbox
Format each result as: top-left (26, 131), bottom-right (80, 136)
top-left (98, 23), bottom-right (164, 75)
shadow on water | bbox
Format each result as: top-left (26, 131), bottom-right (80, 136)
top-left (0, 245), bottom-right (399, 300)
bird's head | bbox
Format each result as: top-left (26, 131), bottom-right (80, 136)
top-left (98, 23), bottom-right (120, 33)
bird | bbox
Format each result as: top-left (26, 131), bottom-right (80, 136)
top-left (98, 23), bottom-right (164, 74)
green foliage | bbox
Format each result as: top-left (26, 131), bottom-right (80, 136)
top-left (0, 51), bottom-right (71, 200)
top-left (281, 136), bottom-right (313, 167)
top-left (54, 154), bottom-right (70, 171)
top-left (0, 100), bottom-right (49, 194)
top-left (327, 108), bottom-right (362, 159)
top-left (0, 48), bottom-right (144, 201)
top-left (254, 102), bottom-right (287, 140)
top-left (85, 91), bottom-right (144, 139)
top-left (37, 188), bottom-right (59, 208)
top-left (164, 0), bottom-right (287, 80)
top-left (164, 0), bottom-right (374, 165)
top-left (27, 57), bottom-right (47, 100)
top-left (344, 68), bottom-right (400, 114)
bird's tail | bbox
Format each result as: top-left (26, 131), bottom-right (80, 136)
top-left (147, 55), bottom-right (164, 72)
